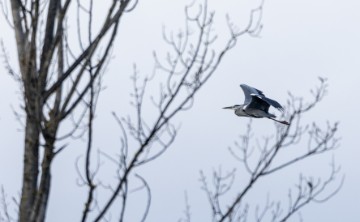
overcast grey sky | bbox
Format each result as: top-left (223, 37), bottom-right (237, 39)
top-left (0, 0), bottom-right (359, 221)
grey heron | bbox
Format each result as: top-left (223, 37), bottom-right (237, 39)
top-left (223, 84), bottom-right (290, 125)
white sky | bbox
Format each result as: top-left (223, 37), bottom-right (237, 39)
top-left (0, 0), bottom-right (359, 221)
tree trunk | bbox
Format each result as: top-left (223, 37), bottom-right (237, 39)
top-left (30, 118), bottom-right (57, 222)
top-left (19, 103), bottom-right (40, 222)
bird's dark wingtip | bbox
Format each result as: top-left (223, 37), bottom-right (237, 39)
top-left (276, 107), bottom-right (284, 112)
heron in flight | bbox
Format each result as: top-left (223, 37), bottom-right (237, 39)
top-left (223, 84), bottom-right (290, 125)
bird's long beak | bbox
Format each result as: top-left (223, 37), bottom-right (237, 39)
top-left (223, 106), bottom-right (233, 109)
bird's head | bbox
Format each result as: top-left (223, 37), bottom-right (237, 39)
top-left (223, 105), bottom-right (243, 110)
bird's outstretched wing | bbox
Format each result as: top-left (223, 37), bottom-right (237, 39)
top-left (247, 95), bottom-right (270, 112)
top-left (240, 84), bottom-right (284, 112)
top-left (240, 84), bottom-right (264, 105)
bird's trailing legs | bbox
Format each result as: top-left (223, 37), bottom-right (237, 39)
top-left (268, 117), bottom-right (290, 126)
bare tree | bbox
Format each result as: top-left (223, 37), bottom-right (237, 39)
top-left (2, 0), bottom-right (138, 221)
top-left (199, 78), bottom-right (343, 222)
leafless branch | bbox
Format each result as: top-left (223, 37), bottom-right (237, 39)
top-left (134, 174), bottom-right (151, 222)
top-left (90, 0), bottom-right (267, 220)
top-left (81, 69), bottom-right (97, 222)
top-left (200, 78), bottom-right (342, 222)
top-left (0, 186), bottom-right (13, 222)
top-left (178, 191), bottom-right (192, 222)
